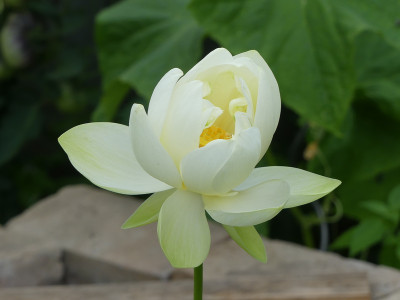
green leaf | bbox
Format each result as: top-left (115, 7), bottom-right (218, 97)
top-left (95, 0), bottom-right (203, 121)
top-left (0, 102), bottom-right (40, 166)
top-left (349, 218), bottom-right (386, 256)
top-left (189, 0), bottom-right (355, 134)
top-left (332, 0), bottom-right (400, 49)
top-left (312, 103), bottom-right (400, 182)
top-left (379, 236), bottom-right (400, 268)
top-left (223, 225), bottom-right (266, 263)
top-left (388, 185), bottom-right (400, 211)
top-left (359, 200), bottom-right (398, 226)
top-left (92, 81), bottom-right (130, 121)
top-left (0, 56), bottom-right (13, 80)
top-left (396, 242), bottom-right (400, 263)
top-left (355, 32), bottom-right (400, 121)
top-left (330, 227), bottom-right (356, 250)
top-left (334, 168), bottom-right (400, 220)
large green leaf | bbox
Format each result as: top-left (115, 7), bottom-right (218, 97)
top-left (335, 168), bottom-right (400, 220)
top-left (388, 185), bottom-right (400, 211)
top-left (189, 0), bottom-right (355, 134)
top-left (359, 200), bottom-right (398, 227)
top-left (333, 0), bottom-right (400, 49)
top-left (354, 32), bottom-right (400, 121)
top-left (312, 103), bottom-right (400, 183)
top-left (349, 218), bottom-right (386, 256)
top-left (331, 218), bottom-right (388, 256)
top-left (94, 0), bottom-right (203, 121)
top-left (379, 238), bottom-right (400, 269)
top-left (330, 227), bottom-right (356, 250)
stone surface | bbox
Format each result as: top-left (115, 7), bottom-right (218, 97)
top-left (0, 230), bottom-right (63, 287)
top-left (0, 246), bottom-right (63, 287)
top-left (0, 273), bottom-right (371, 300)
top-left (4, 185), bottom-right (227, 280)
top-left (0, 185), bottom-right (400, 299)
top-left (63, 250), bottom-right (157, 284)
top-left (188, 238), bottom-right (400, 299)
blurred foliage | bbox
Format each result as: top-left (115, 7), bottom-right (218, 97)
top-left (1, 0), bottom-right (400, 269)
top-left (331, 185), bottom-right (400, 268)
top-left (0, 0), bottom-right (119, 221)
top-left (93, 0), bottom-right (204, 121)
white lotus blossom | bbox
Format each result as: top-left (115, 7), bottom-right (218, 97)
top-left (59, 48), bottom-right (340, 268)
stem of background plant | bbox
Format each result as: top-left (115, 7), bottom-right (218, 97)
top-left (291, 207), bottom-right (315, 248)
top-left (193, 263), bottom-right (203, 300)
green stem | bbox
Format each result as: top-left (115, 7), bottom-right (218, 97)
top-left (291, 207), bottom-right (315, 248)
top-left (193, 263), bottom-right (203, 300)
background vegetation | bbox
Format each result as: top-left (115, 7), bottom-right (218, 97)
top-left (1, 0), bottom-right (399, 269)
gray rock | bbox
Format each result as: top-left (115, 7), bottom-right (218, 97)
top-left (0, 229), bottom-right (63, 287)
top-left (5, 185), bottom-right (228, 281)
top-left (1, 185), bottom-right (400, 299)
top-left (0, 246), bottom-right (63, 287)
top-left (0, 274), bottom-right (371, 300)
top-left (184, 238), bottom-right (400, 299)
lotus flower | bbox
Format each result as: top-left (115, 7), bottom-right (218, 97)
top-left (59, 48), bottom-right (340, 268)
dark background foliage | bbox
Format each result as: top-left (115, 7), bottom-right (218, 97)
top-left (1, 0), bottom-right (400, 268)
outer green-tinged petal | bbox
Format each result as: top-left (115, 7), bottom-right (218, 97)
top-left (158, 190), bottom-right (210, 268)
top-left (181, 127), bottom-right (261, 195)
top-left (223, 225), bottom-right (267, 263)
top-left (58, 123), bottom-right (171, 195)
top-left (161, 80), bottom-right (205, 165)
top-left (235, 50), bottom-right (281, 158)
top-left (130, 104), bottom-right (182, 188)
top-left (204, 180), bottom-right (289, 226)
top-left (147, 68), bottom-right (183, 138)
top-left (234, 167), bottom-right (341, 208)
top-left (121, 189), bottom-right (175, 229)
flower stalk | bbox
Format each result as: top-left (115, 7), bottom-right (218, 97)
top-left (194, 263), bottom-right (203, 300)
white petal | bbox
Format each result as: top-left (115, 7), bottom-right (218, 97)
top-left (235, 50), bottom-right (281, 158)
top-left (204, 180), bottom-right (289, 226)
top-left (181, 127), bottom-right (261, 195)
top-left (121, 189), bottom-right (175, 229)
top-left (229, 97), bottom-right (247, 117)
top-left (180, 48), bottom-right (233, 83)
top-left (59, 123), bottom-right (171, 195)
top-left (234, 50), bottom-right (280, 121)
top-left (160, 81), bottom-right (205, 165)
top-left (202, 99), bottom-right (223, 128)
top-left (234, 112), bottom-right (252, 135)
top-left (148, 68), bottom-right (183, 137)
top-left (158, 189), bottom-right (210, 268)
top-left (235, 76), bottom-right (254, 122)
top-left (254, 70), bottom-right (280, 158)
top-left (130, 104), bottom-right (182, 188)
top-left (234, 167), bottom-right (341, 208)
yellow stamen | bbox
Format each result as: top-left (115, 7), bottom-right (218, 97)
top-left (199, 125), bottom-right (231, 147)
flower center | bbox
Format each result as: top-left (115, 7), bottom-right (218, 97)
top-left (199, 125), bottom-right (231, 147)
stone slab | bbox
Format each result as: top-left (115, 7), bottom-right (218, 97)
top-left (0, 230), bottom-right (63, 287)
top-left (4, 185), bottom-right (228, 280)
top-left (0, 246), bottom-right (63, 287)
top-left (63, 250), bottom-right (157, 284)
top-left (0, 273), bottom-right (370, 300)
top-left (1, 185), bottom-right (400, 299)
top-left (182, 238), bottom-right (400, 299)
